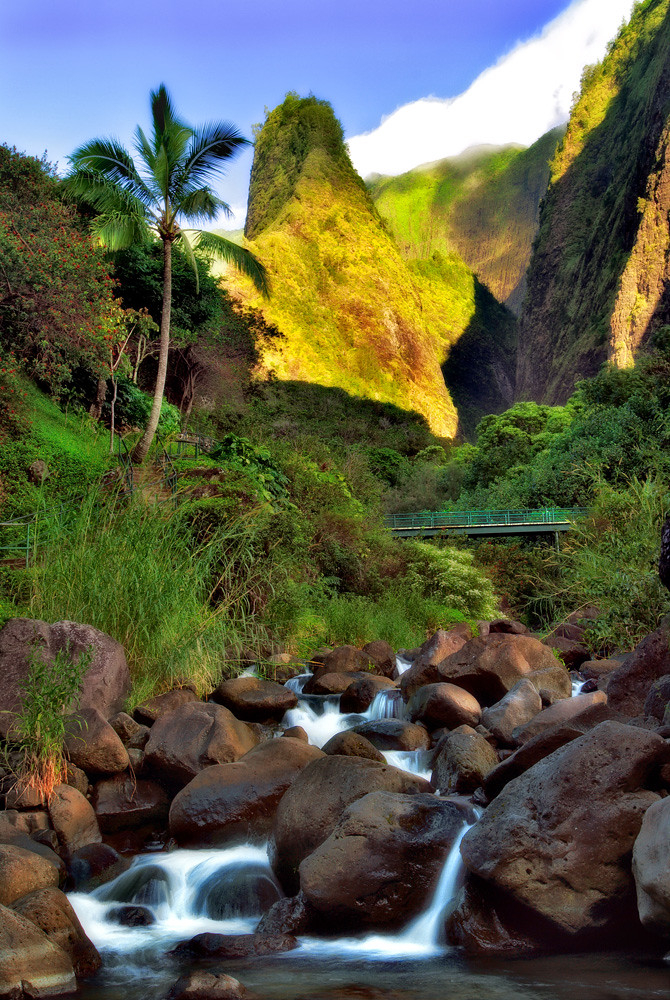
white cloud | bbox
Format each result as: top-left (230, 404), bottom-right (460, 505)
top-left (347, 0), bottom-right (637, 178)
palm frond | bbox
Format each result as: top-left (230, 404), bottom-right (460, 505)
top-left (176, 230), bottom-right (200, 292)
top-left (134, 125), bottom-right (156, 173)
top-left (62, 169), bottom-right (153, 225)
top-left (92, 211), bottom-right (151, 250)
top-left (67, 139), bottom-right (154, 207)
top-left (177, 186), bottom-right (226, 224)
top-left (177, 123), bottom-right (249, 191)
top-left (195, 231), bottom-right (269, 296)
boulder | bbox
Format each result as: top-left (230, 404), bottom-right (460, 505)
top-left (0, 836), bottom-right (63, 885)
top-left (580, 658), bottom-right (621, 682)
top-left (340, 675), bottom-right (396, 714)
top-left (164, 971), bottom-right (256, 1000)
top-left (282, 726), bottom-right (308, 742)
top-left (193, 864), bottom-right (282, 920)
top-left (300, 791), bottom-right (468, 930)
top-left (48, 784), bottom-right (101, 855)
top-left (64, 707), bottom-right (129, 775)
top-left (643, 675), bottom-right (670, 721)
top-left (143, 701), bottom-right (258, 788)
top-left (211, 677), bottom-right (298, 722)
top-left (362, 640), bottom-right (396, 679)
top-left (169, 737), bottom-right (324, 846)
top-left (66, 843), bottom-right (130, 891)
top-left (4, 782), bottom-right (46, 811)
top-left (309, 645), bottom-right (375, 680)
top-left (0, 844), bottom-right (59, 906)
top-left (133, 688), bottom-right (198, 726)
top-left (270, 755), bottom-right (432, 893)
top-left (0, 618), bottom-right (130, 739)
top-left (91, 775), bottom-right (170, 833)
top-left (11, 885), bottom-right (101, 977)
top-left (512, 690), bottom-right (608, 745)
top-left (0, 903), bottom-right (75, 998)
top-left (487, 619), bottom-right (529, 635)
top-left (607, 624), bottom-right (670, 716)
top-left (321, 731), bottom-right (386, 763)
top-left (107, 904), bottom-right (155, 926)
top-left (632, 796), bottom-right (670, 931)
top-left (64, 763), bottom-right (89, 796)
top-left (460, 721), bottom-right (668, 941)
top-left (398, 626), bottom-right (472, 699)
top-left (255, 892), bottom-right (314, 937)
top-left (404, 633), bottom-right (568, 707)
top-left (481, 679), bottom-right (542, 745)
top-left (349, 719), bottom-right (430, 752)
top-left (543, 635), bottom-right (590, 670)
top-left (407, 683), bottom-right (481, 730)
top-left (447, 876), bottom-right (552, 956)
top-left (109, 712), bottom-right (150, 748)
top-left (527, 664), bottom-right (574, 705)
top-left (0, 809), bottom-right (50, 841)
top-left (170, 932), bottom-right (297, 960)
top-left (303, 671), bottom-right (371, 696)
top-left (431, 726), bottom-right (498, 795)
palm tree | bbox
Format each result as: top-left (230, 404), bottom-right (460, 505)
top-left (64, 84), bottom-right (268, 463)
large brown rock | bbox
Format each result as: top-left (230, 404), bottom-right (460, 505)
top-left (164, 971), bottom-right (256, 1000)
top-left (270, 756), bottom-right (432, 893)
top-left (303, 671), bottom-right (372, 696)
top-left (300, 791), bottom-right (468, 930)
top-left (11, 886), bottom-right (101, 977)
top-left (340, 675), bottom-right (395, 714)
top-left (0, 809), bottom-right (50, 841)
top-left (0, 903), bottom-right (75, 998)
top-left (460, 721), bottom-right (668, 941)
top-left (143, 701), bottom-right (258, 787)
top-left (308, 646), bottom-right (376, 683)
top-left (321, 731), bottom-right (386, 763)
top-left (362, 640), bottom-right (396, 678)
top-left (407, 683), bottom-right (481, 730)
top-left (404, 633), bottom-right (568, 707)
top-left (64, 707), bottom-right (130, 775)
top-left (48, 783), bottom-right (101, 855)
top-left (607, 624), bottom-right (670, 716)
top-left (481, 679), bottom-right (542, 745)
top-left (431, 726), bottom-right (498, 794)
top-left (169, 737), bottom-right (324, 846)
top-left (349, 719), bottom-right (431, 751)
top-left (398, 626), bottom-right (472, 699)
top-left (170, 932), bottom-right (296, 960)
top-left (512, 690), bottom-right (608, 745)
top-left (0, 844), bottom-right (59, 906)
top-left (632, 795), bottom-right (670, 932)
top-left (67, 843), bottom-right (130, 891)
top-left (91, 775), bottom-right (170, 833)
top-left (0, 618), bottom-right (130, 739)
top-left (643, 675), bottom-right (670, 721)
top-left (133, 688), bottom-right (199, 726)
top-left (447, 876), bottom-right (553, 956)
top-left (211, 677), bottom-right (298, 722)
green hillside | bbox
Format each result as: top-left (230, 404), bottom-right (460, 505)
top-left (228, 94), bottom-right (517, 439)
top-left (517, 0), bottom-right (670, 403)
top-left (368, 128), bottom-right (561, 313)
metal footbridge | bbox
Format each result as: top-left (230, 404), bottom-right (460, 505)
top-left (385, 508), bottom-right (588, 538)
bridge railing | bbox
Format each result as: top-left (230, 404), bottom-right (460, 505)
top-left (385, 508), bottom-right (589, 531)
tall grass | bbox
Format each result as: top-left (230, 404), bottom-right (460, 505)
top-left (28, 489), bottom-right (265, 706)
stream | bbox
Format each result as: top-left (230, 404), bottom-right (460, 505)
top-left (67, 663), bottom-right (667, 999)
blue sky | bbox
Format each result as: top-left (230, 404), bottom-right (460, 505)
top-left (0, 0), bottom-right (634, 225)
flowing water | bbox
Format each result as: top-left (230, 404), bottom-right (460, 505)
top-left (68, 658), bottom-right (667, 999)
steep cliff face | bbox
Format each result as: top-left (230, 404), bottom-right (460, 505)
top-left (517, 0), bottom-right (670, 403)
top-left (231, 95), bottom-right (517, 439)
top-left (368, 129), bottom-right (561, 314)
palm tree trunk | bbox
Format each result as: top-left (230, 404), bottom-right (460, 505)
top-left (131, 238), bottom-right (172, 463)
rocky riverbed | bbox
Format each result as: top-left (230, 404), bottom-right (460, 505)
top-left (1, 613), bottom-right (670, 999)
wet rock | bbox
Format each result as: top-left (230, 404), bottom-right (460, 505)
top-left (580, 658), bottom-right (621, 682)
top-left (144, 701), bottom-right (258, 788)
top-left (4, 782), bottom-right (46, 811)
top-left (362, 640), bottom-right (396, 678)
top-left (0, 844), bottom-right (59, 906)
top-left (66, 843), bottom-right (130, 891)
top-left (170, 932), bottom-right (297, 960)
top-left (91, 775), bottom-right (170, 833)
top-left (303, 670), bottom-right (372, 695)
top-left (164, 971), bottom-right (257, 1000)
top-left (481, 679), bottom-right (542, 745)
top-left (431, 726), bottom-right (498, 795)
top-left (0, 809), bottom-right (49, 841)
top-left (282, 726), bottom-right (308, 741)
top-left (11, 885), bottom-right (101, 977)
top-left (48, 784), bottom-right (101, 855)
top-left (109, 711), bottom-right (150, 748)
top-left (0, 836), bottom-right (64, 885)
top-left (96, 864), bottom-right (170, 908)
top-left (460, 721), bottom-right (669, 939)
top-left (512, 690), bottom-right (608, 745)
top-left (0, 618), bottom-right (130, 739)
top-left (528, 664), bottom-right (574, 706)
top-left (447, 876), bottom-right (555, 956)
top-left (133, 688), bottom-right (198, 726)
top-left (255, 891), bottom-right (314, 936)
top-left (643, 675), bottom-right (670, 721)
top-left (270, 755), bottom-right (432, 894)
top-left (632, 795), bottom-right (670, 932)
top-left (193, 865), bottom-right (282, 920)
top-left (211, 677), bottom-right (298, 722)
top-left (169, 737), bottom-right (324, 846)
top-left (340, 674), bottom-right (395, 714)
top-left (543, 635), bottom-right (590, 670)
top-left (488, 619), bottom-right (529, 635)
top-left (407, 683), bottom-right (481, 730)
top-left (107, 904), bottom-right (156, 927)
top-left (321, 731), bottom-right (386, 763)
top-left (64, 707), bottom-right (130, 775)
top-left (64, 763), bottom-right (89, 796)
top-left (300, 791), bottom-right (468, 930)
top-left (607, 624), bottom-right (670, 716)
top-left (397, 626), bottom-right (472, 700)
top-left (0, 903), bottom-right (75, 998)
top-left (309, 645), bottom-right (376, 680)
top-left (349, 719), bottom-right (430, 752)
